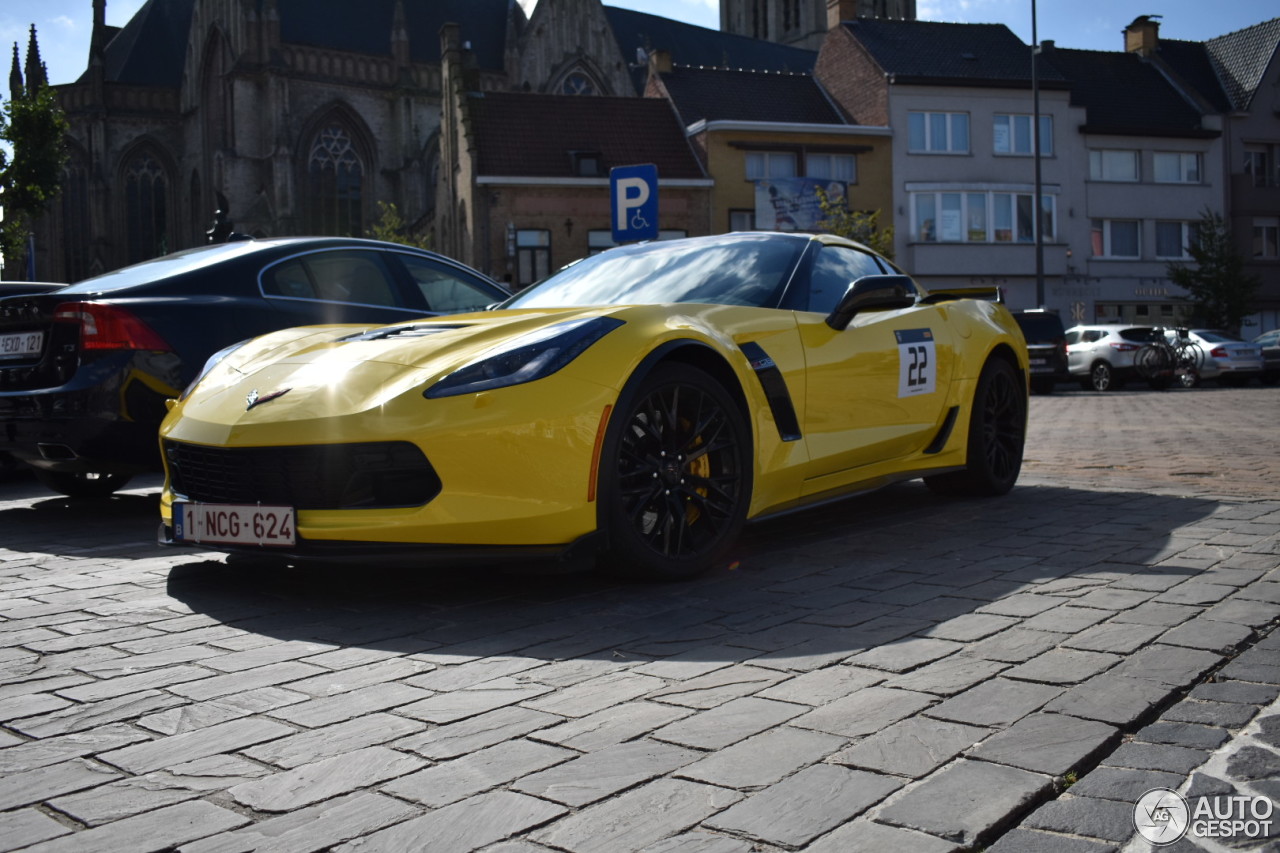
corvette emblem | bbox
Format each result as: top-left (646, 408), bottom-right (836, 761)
top-left (246, 388), bottom-right (291, 410)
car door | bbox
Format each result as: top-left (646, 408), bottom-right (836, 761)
top-left (794, 244), bottom-right (955, 485)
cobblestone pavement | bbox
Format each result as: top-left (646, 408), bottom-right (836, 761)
top-left (0, 385), bottom-right (1276, 853)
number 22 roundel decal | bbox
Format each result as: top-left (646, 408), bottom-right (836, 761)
top-left (895, 328), bottom-right (936, 397)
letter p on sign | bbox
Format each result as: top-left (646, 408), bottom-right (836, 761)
top-left (610, 164), bottom-right (659, 244)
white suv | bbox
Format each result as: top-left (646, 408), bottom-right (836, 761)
top-left (1064, 324), bottom-right (1167, 391)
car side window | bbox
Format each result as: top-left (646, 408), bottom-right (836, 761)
top-left (262, 260), bottom-right (317, 299)
top-left (1065, 330), bottom-right (1080, 345)
top-left (1083, 330), bottom-right (1103, 343)
top-left (806, 246), bottom-right (886, 314)
top-left (306, 251), bottom-right (401, 307)
top-left (399, 255), bottom-right (498, 314)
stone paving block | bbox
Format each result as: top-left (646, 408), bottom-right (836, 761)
top-left (1004, 649), bottom-right (1122, 685)
top-left (0, 724), bottom-right (148, 773)
top-left (632, 644), bottom-right (756, 681)
top-left (678, 725), bottom-right (845, 789)
top-left (792, 686), bottom-right (936, 738)
top-left (705, 763), bottom-right (901, 847)
top-left (1162, 699), bottom-right (1261, 728)
top-left (1217, 659), bottom-right (1280, 685)
top-left (1043, 674), bottom-right (1180, 727)
top-left (1023, 795), bottom-right (1138, 842)
top-left (1110, 645), bottom-right (1224, 687)
top-left (1066, 766), bottom-right (1185, 803)
top-left (922, 613), bottom-right (1021, 642)
top-left (99, 717), bottom-right (293, 774)
top-left (396, 681), bottom-right (551, 724)
top-left (653, 696), bottom-right (807, 749)
top-left (245, 712), bottom-right (426, 768)
top-left (1136, 721), bottom-right (1231, 750)
top-left (522, 672), bottom-right (664, 718)
top-left (384, 738), bottom-right (572, 808)
top-left (534, 700), bottom-right (691, 752)
top-left (0, 808), bottom-right (73, 850)
top-left (876, 758), bottom-right (1053, 847)
top-left (833, 716), bottom-right (989, 778)
top-left (1227, 744), bottom-right (1280, 781)
top-left (53, 665), bottom-right (215, 703)
top-left (1204, 598), bottom-right (1280, 629)
top-left (802, 818), bottom-right (962, 853)
top-left (18, 800), bottom-right (248, 853)
top-left (395, 705), bottom-right (560, 761)
top-left (266, 682), bottom-right (431, 728)
top-left (1110, 601), bottom-right (1202, 627)
top-left (1158, 618), bottom-right (1255, 652)
top-left (333, 790), bottom-right (564, 853)
top-left (512, 657), bottom-right (629, 689)
top-left (963, 629), bottom-right (1071, 663)
top-left (0, 757), bottom-right (121, 810)
top-left (11, 690), bottom-right (184, 739)
top-left (404, 656), bottom-right (545, 692)
top-left (1020, 606), bottom-right (1110, 634)
top-left (230, 745), bottom-right (425, 812)
top-left (513, 739), bottom-right (700, 806)
top-left (969, 713), bottom-right (1118, 776)
top-left (755, 664), bottom-right (885, 705)
top-left (1157, 582), bottom-right (1240, 607)
top-left (167, 662), bottom-right (328, 702)
top-left (883, 655), bottom-right (1011, 696)
top-left (1105, 741), bottom-right (1209, 775)
top-left (528, 778), bottom-right (740, 853)
top-left (978, 593), bottom-right (1072, 618)
top-left (927, 678), bottom-right (1063, 727)
top-left (846, 637), bottom-right (963, 672)
top-left (640, 830), bottom-right (756, 853)
top-left (986, 828), bottom-right (1119, 852)
top-left (1062, 621), bottom-right (1166, 654)
top-left (199, 640), bottom-right (335, 673)
top-left (0, 692), bottom-right (72, 721)
top-left (1189, 681), bottom-right (1280, 705)
top-left (181, 791), bottom-right (418, 853)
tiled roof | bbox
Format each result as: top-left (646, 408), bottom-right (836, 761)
top-left (1203, 17), bottom-right (1280, 110)
top-left (604, 6), bottom-right (816, 94)
top-left (97, 0), bottom-right (195, 87)
top-left (469, 92), bottom-right (705, 179)
top-left (844, 19), bottom-right (1068, 87)
top-left (1154, 39), bottom-right (1233, 114)
top-left (1043, 46), bottom-right (1213, 138)
top-left (659, 66), bottom-right (843, 127)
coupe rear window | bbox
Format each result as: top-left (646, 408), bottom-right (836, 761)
top-left (1118, 328), bottom-right (1162, 343)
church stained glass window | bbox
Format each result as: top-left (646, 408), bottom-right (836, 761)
top-left (306, 125), bottom-right (364, 236)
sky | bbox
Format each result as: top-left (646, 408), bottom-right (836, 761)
top-left (2, 0), bottom-right (1278, 90)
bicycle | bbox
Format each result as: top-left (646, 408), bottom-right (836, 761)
top-left (1135, 330), bottom-right (1205, 389)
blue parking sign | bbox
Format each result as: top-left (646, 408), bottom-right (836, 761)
top-left (610, 164), bottom-right (659, 244)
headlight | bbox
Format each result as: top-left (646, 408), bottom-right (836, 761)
top-left (425, 316), bottom-right (624, 399)
top-left (179, 340), bottom-right (250, 401)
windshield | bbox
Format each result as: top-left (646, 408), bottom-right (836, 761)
top-left (1194, 330), bottom-right (1243, 343)
top-left (502, 233), bottom-right (809, 310)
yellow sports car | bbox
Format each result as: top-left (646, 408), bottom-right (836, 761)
top-left (158, 233), bottom-right (1028, 579)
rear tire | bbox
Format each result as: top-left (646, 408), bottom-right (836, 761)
top-left (598, 364), bottom-right (751, 581)
top-left (34, 470), bottom-right (133, 499)
top-left (925, 357), bottom-right (1026, 497)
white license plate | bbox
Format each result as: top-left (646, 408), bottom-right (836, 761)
top-left (0, 330), bottom-right (42, 360)
top-left (1029, 358), bottom-right (1047, 365)
top-left (175, 503), bottom-right (295, 547)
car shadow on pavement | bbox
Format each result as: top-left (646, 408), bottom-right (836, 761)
top-left (158, 481), bottom-right (1227, 667)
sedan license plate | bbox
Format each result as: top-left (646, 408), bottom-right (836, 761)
top-left (0, 330), bottom-right (42, 360)
top-left (1029, 357), bottom-right (1047, 366)
top-left (175, 503), bottom-right (295, 547)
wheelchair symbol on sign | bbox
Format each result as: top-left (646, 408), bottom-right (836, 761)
top-left (631, 212), bottom-right (650, 230)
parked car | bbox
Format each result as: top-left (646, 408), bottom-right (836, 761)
top-left (0, 281), bottom-right (67, 299)
top-left (1251, 328), bottom-right (1279, 385)
top-left (1065, 324), bottom-right (1170, 391)
top-left (158, 232), bottom-right (1029, 579)
top-left (0, 238), bottom-right (509, 497)
top-left (1168, 329), bottom-right (1264, 386)
top-left (1012, 309), bottom-right (1069, 394)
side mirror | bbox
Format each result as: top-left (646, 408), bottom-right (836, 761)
top-left (825, 275), bottom-right (918, 331)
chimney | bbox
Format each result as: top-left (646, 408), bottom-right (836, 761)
top-left (827, 0), bottom-right (859, 32)
top-left (1125, 15), bottom-right (1161, 57)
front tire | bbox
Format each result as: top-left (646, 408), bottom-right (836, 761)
top-left (925, 357), bottom-right (1026, 497)
top-left (599, 364), bottom-right (751, 580)
top-left (1090, 361), bottom-right (1117, 392)
top-left (34, 470), bottom-right (133, 499)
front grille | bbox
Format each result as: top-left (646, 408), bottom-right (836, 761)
top-left (165, 440), bottom-right (441, 509)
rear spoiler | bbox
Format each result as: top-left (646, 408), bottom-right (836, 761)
top-left (919, 285), bottom-right (1003, 305)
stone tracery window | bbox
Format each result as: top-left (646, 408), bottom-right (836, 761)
top-left (124, 150), bottom-right (170, 264)
top-left (561, 71), bottom-right (596, 96)
top-left (306, 124), bottom-right (364, 236)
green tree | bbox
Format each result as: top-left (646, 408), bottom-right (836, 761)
top-left (0, 80), bottom-right (69, 272)
top-left (814, 185), bottom-right (895, 260)
top-left (1166, 208), bottom-right (1259, 334)
top-left (365, 201), bottom-right (432, 250)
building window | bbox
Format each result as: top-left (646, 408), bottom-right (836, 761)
top-left (307, 124), bottom-right (364, 236)
top-left (745, 151), bottom-right (797, 180)
top-left (517, 229), bottom-right (550, 287)
top-left (993, 114), bottom-right (1053, 156)
top-left (1089, 149), bottom-right (1139, 182)
top-left (570, 150), bottom-right (603, 177)
top-left (1254, 217), bottom-right (1279, 258)
top-left (729, 210), bottom-right (754, 231)
top-left (912, 191), bottom-right (1054, 243)
top-left (1244, 147), bottom-right (1277, 188)
top-left (1155, 221), bottom-right (1194, 259)
top-left (1153, 152), bottom-right (1201, 183)
top-left (907, 112), bottom-right (969, 154)
top-left (805, 153), bottom-right (857, 183)
top-left (561, 71), bottom-right (597, 96)
top-left (1091, 219), bottom-right (1140, 258)
top-left (124, 150), bottom-right (170, 264)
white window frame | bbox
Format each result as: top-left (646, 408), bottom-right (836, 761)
top-left (1153, 152), bottom-right (1201, 184)
top-left (745, 151), bottom-right (797, 180)
top-left (993, 114), bottom-right (1053, 156)
top-left (1155, 221), bottom-right (1195, 259)
top-left (911, 191), bottom-right (1055, 243)
top-left (805, 153), bottom-right (857, 183)
top-left (1089, 149), bottom-right (1140, 182)
top-left (1254, 217), bottom-right (1279, 258)
top-left (907, 111), bottom-right (970, 154)
top-left (1091, 219), bottom-right (1141, 258)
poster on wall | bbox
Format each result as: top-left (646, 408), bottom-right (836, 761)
top-left (754, 178), bottom-right (847, 232)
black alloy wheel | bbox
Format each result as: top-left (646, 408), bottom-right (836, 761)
top-left (925, 357), bottom-right (1026, 497)
top-left (601, 364), bottom-right (751, 580)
